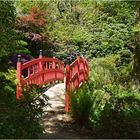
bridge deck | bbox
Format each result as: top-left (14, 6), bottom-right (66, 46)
top-left (39, 83), bottom-right (80, 139)
top-left (39, 83), bottom-right (92, 139)
top-left (42, 83), bottom-right (65, 112)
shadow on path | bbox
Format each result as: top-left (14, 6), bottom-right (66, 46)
top-left (39, 83), bottom-right (93, 139)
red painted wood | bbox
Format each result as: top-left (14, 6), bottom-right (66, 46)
top-left (70, 56), bottom-right (87, 89)
top-left (65, 56), bottom-right (89, 112)
top-left (65, 65), bottom-right (70, 112)
top-left (16, 56), bottom-right (65, 99)
top-left (16, 61), bottom-right (22, 99)
top-left (16, 54), bottom-right (88, 113)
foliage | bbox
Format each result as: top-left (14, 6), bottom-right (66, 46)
top-left (15, 1), bottom-right (136, 62)
top-left (39, 0), bottom-right (135, 59)
top-left (17, 6), bottom-right (47, 33)
top-left (0, 1), bottom-right (16, 59)
top-left (0, 69), bottom-right (47, 138)
top-left (15, 0), bottom-right (48, 14)
top-left (16, 40), bottom-right (30, 54)
top-left (90, 85), bottom-right (140, 139)
top-left (0, 1), bottom-right (30, 71)
top-left (90, 56), bottom-right (119, 88)
top-left (8, 53), bottom-right (33, 69)
top-left (69, 55), bottom-right (140, 138)
top-left (16, 5), bottom-right (54, 57)
top-left (0, 2), bottom-right (50, 138)
top-left (69, 78), bottom-right (140, 138)
top-left (0, 1), bottom-right (17, 71)
top-left (69, 80), bottom-right (94, 125)
top-left (90, 55), bottom-right (131, 89)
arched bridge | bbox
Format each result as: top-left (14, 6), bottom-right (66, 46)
top-left (16, 51), bottom-right (88, 112)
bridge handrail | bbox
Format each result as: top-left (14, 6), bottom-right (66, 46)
top-left (16, 55), bottom-right (64, 99)
top-left (65, 56), bottom-right (88, 112)
top-left (21, 57), bottom-right (64, 70)
top-left (16, 52), bottom-right (88, 113)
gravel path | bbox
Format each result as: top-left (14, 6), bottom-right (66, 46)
top-left (39, 83), bottom-right (93, 139)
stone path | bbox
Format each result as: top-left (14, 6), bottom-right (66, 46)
top-left (39, 83), bottom-right (93, 139)
top-left (43, 83), bottom-right (65, 111)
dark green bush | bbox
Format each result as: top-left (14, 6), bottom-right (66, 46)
top-left (91, 85), bottom-right (140, 139)
top-left (0, 69), bottom-right (46, 139)
top-left (69, 80), bottom-right (94, 125)
top-left (90, 56), bottom-right (131, 89)
top-left (69, 79), bottom-right (140, 138)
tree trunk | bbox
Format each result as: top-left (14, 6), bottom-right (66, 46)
top-left (131, 45), bottom-right (139, 90)
top-left (131, 4), bottom-right (140, 90)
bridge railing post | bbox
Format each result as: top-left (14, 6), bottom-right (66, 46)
top-left (39, 50), bottom-right (43, 84)
top-left (84, 59), bottom-right (88, 81)
top-left (16, 55), bottom-right (22, 99)
top-left (65, 65), bottom-right (70, 112)
top-left (52, 57), bottom-right (56, 84)
top-left (83, 59), bottom-right (86, 81)
top-left (62, 62), bottom-right (64, 83)
top-left (77, 56), bottom-right (80, 88)
top-left (39, 49), bottom-right (43, 58)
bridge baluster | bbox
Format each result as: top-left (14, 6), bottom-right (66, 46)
top-left (16, 55), bottom-right (22, 99)
top-left (39, 50), bottom-right (43, 58)
top-left (39, 61), bottom-right (43, 85)
top-left (65, 65), bottom-right (70, 112)
top-left (50, 57), bottom-right (55, 84)
top-left (83, 59), bottom-right (86, 81)
top-left (16, 50), bottom-right (88, 114)
top-left (28, 67), bottom-right (30, 77)
top-left (62, 62), bottom-right (64, 82)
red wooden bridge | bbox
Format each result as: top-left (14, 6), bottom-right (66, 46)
top-left (16, 51), bottom-right (88, 112)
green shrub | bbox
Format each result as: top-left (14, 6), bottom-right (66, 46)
top-left (0, 69), bottom-right (47, 138)
top-left (69, 80), bottom-right (94, 125)
top-left (91, 85), bottom-right (140, 139)
top-left (70, 77), bottom-right (140, 138)
top-left (0, 1), bottom-right (16, 60)
top-left (89, 87), bottom-right (111, 127)
top-left (90, 56), bottom-right (131, 89)
top-left (90, 56), bottom-right (119, 88)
